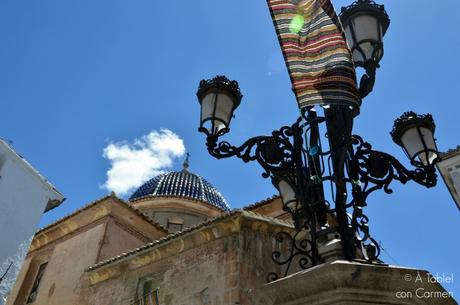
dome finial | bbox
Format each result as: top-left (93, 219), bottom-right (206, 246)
top-left (182, 152), bottom-right (190, 172)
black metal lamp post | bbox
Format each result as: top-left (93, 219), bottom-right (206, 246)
top-left (340, 0), bottom-right (390, 98)
top-left (196, 0), bottom-right (440, 282)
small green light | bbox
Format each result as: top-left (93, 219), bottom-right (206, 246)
top-left (289, 14), bottom-right (305, 34)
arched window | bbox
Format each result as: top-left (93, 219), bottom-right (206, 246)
top-left (26, 262), bottom-right (48, 303)
top-left (135, 278), bottom-right (159, 305)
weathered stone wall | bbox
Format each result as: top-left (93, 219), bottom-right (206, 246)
top-left (238, 228), bottom-right (285, 305)
top-left (131, 198), bottom-right (223, 229)
top-left (7, 223), bottom-right (105, 305)
top-left (254, 261), bottom-right (458, 305)
top-left (246, 197), bottom-right (290, 221)
top-left (9, 208), bottom-right (293, 305)
top-left (39, 223), bottom-right (105, 305)
top-left (6, 255), bottom-right (34, 305)
top-left (85, 234), bottom-right (237, 305)
top-left (97, 219), bottom-right (150, 262)
top-left (84, 214), bottom-right (292, 305)
top-left (6, 196), bottom-right (167, 305)
top-left (151, 210), bottom-right (207, 231)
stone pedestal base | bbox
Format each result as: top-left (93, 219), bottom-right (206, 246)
top-left (255, 260), bottom-right (457, 305)
top-left (317, 231), bottom-right (343, 263)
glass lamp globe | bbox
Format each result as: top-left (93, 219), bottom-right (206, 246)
top-left (340, 0), bottom-right (390, 69)
top-left (391, 112), bottom-right (438, 166)
top-left (196, 75), bottom-right (242, 137)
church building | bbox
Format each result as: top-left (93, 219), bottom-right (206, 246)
top-left (6, 158), bottom-right (292, 305)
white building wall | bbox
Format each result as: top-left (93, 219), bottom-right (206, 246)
top-left (437, 149), bottom-right (460, 211)
top-left (0, 140), bottom-right (64, 304)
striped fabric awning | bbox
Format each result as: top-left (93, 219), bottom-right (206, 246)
top-left (267, 0), bottom-right (360, 110)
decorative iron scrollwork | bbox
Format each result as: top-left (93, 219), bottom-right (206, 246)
top-left (266, 220), bottom-right (318, 283)
top-left (203, 110), bottom-right (438, 283)
top-left (349, 135), bottom-right (437, 203)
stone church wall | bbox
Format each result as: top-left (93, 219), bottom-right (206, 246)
top-left (84, 217), bottom-right (289, 305)
top-left (7, 223), bottom-right (105, 305)
top-left (97, 218), bottom-right (150, 262)
top-left (5, 196), bottom-right (168, 305)
top-left (85, 233), bottom-right (236, 305)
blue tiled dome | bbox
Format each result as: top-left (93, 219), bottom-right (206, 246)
top-left (129, 170), bottom-right (230, 211)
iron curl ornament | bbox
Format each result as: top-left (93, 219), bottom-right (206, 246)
top-left (196, 74), bottom-right (440, 283)
top-left (266, 225), bottom-right (317, 283)
top-left (200, 105), bottom-right (439, 282)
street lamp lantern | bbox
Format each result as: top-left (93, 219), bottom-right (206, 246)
top-left (272, 177), bottom-right (297, 211)
top-left (340, 0), bottom-right (390, 69)
top-left (391, 112), bottom-right (439, 166)
top-left (195, 0), bottom-right (445, 283)
top-left (340, 0), bottom-right (390, 98)
top-left (196, 75), bottom-right (243, 138)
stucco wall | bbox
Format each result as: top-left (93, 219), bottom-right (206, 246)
top-left (0, 142), bottom-right (63, 304)
top-left (84, 220), bottom-right (288, 305)
top-left (85, 234), bottom-right (235, 305)
top-left (238, 228), bottom-right (288, 304)
top-left (4, 256), bottom-right (33, 305)
top-left (97, 219), bottom-right (149, 262)
top-left (6, 223), bottom-right (105, 305)
top-left (0, 152), bottom-right (62, 266)
top-left (6, 196), bottom-right (168, 305)
top-left (132, 197), bottom-right (223, 232)
top-left (151, 210), bottom-right (207, 231)
top-left (246, 197), bottom-right (290, 221)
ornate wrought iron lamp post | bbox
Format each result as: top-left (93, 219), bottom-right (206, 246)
top-left (340, 0), bottom-right (390, 98)
top-left (196, 0), bottom-right (440, 281)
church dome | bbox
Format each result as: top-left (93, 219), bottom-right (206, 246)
top-left (129, 170), bottom-right (230, 211)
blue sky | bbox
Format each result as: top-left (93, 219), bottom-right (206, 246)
top-left (1, 0), bottom-right (459, 297)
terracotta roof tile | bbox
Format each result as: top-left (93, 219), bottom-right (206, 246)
top-left (243, 195), bottom-right (280, 211)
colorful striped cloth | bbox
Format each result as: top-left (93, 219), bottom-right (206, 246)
top-left (267, 0), bottom-right (360, 109)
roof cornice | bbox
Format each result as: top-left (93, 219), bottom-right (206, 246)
top-left (439, 146), bottom-right (460, 160)
top-left (85, 210), bottom-right (293, 284)
top-left (0, 139), bottom-right (64, 211)
top-left (129, 194), bottom-right (226, 213)
top-left (243, 195), bottom-right (280, 211)
top-left (30, 194), bottom-right (168, 252)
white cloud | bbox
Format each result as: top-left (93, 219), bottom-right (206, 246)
top-left (102, 129), bottom-right (185, 196)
